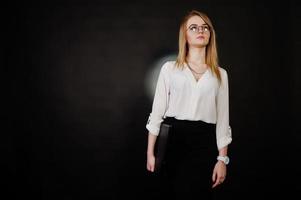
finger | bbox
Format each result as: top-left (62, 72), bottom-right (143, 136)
top-left (212, 180), bottom-right (219, 188)
top-left (214, 177), bottom-right (224, 187)
top-left (212, 170), bottom-right (217, 182)
top-left (212, 176), bottom-right (220, 188)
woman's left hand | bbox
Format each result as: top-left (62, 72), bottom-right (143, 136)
top-left (212, 161), bottom-right (227, 188)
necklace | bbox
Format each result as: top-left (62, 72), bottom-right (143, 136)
top-left (186, 62), bottom-right (207, 74)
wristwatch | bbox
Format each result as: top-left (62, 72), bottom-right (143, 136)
top-left (217, 155), bottom-right (230, 165)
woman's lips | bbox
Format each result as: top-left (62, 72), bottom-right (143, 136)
top-left (197, 36), bottom-right (205, 39)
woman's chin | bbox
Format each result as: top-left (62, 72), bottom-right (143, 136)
top-left (191, 43), bottom-right (208, 48)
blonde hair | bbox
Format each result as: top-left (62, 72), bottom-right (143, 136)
top-left (175, 10), bottom-right (221, 84)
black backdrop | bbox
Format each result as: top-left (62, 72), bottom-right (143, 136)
top-left (4, 0), bottom-right (301, 199)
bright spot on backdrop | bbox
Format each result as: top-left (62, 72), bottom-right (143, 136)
top-left (144, 54), bottom-right (177, 100)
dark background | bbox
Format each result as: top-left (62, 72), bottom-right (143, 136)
top-left (4, 0), bottom-right (301, 199)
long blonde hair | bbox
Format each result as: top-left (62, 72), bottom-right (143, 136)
top-left (175, 10), bottom-right (221, 84)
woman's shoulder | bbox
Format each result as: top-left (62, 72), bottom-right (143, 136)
top-left (162, 60), bottom-right (176, 67)
top-left (217, 66), bottom-right (229, 77)
top-left (161, 60), bottom-right (177, 71)
top-left (218, 66), bottom-right (227, 73)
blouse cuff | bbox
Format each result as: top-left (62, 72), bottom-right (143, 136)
top-left (146, 124), bottom-right (160, 136)
top-left (217, 136), bottom-right (232, 150)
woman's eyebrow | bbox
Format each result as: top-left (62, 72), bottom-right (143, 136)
top-left (189, 23), bottom-right (208, 27)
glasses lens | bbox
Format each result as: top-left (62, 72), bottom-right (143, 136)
top-left (202, 25), bottom-right (210, 32)
top-left (189, 25), bottom-right (198, 32)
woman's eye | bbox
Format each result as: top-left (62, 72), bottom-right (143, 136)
top-left (191, 27), bottom-right (197, 31)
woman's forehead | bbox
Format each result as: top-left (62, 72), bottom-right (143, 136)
top-left (186, 16), bottom-right (206, 27)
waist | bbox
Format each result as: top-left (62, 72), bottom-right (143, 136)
top-left (163, 116), bottom-right (215, 129)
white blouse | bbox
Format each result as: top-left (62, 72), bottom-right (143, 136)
top-left (146, 61), bottom-right (232, 150)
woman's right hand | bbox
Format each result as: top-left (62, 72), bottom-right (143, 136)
top-left (146, 153), bottom-right (156, 172)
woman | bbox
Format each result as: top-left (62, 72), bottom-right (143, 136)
top-left (145, 10), bottom-right (232, 199)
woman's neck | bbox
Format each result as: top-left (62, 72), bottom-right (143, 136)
top-left (186, 46), bottom-right (206, 65)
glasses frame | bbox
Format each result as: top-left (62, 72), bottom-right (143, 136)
top-left (187, 24), bottom-right (211, 34)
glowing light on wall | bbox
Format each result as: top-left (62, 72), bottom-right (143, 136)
top-left (144, 54), bottom-right (177, 100)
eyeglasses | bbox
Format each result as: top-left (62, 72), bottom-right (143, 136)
top-left (187, 24), bottom-right (210, 33)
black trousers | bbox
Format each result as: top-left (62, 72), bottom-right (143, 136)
top-left (160, 117), bottom-right (217, 200)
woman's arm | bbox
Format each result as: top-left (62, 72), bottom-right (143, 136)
top-left (215, 69), bottom-right (232, 150)
top-left (146, 62), bottom-right (170, 136)
top-left (147, 132), bottom-right (157, 156)
top-left (146, 62), bottom-right (170, 172)
top-left (146, 133), bottom-right (157, 172)
top-left (212, 68), bottom-right (232, 188)
top-left (218, 145), bottom-right (228, 156)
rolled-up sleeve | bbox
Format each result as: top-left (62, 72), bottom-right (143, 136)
top-left (216, 69), bottom-right (232, 150)
top-left (146, 62), bottom-right (170, 136)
